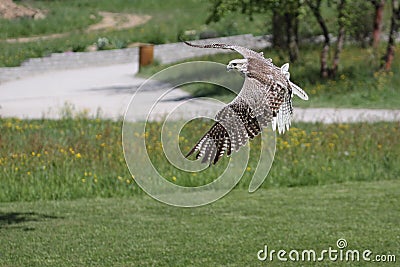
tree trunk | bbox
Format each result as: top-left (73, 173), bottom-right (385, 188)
top-left (308, 0), bottom-right (330, 78)
top-left (320, 44), bottom-right (330, 78)
top-left (272, 10), bottom-right (286, 49)
top-left (383, 0), bottom-right (400, 71)
top-left (285, 12), bottom-right (299, 62)
top-left (331, 0), bottom-right (346, 77)
top-left (371, 0), bottom-right (386, 49)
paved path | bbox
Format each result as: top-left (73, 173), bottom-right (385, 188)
top-left (0, 63), bottom-right (137, 119)
top-left (0, 63), bottom-right (220, 120)
top-left (1, 62), bottom-right (399, 123)
top-left (0, 34), bottom-right (399, 123)
top-left (294, 108), bottom-right (400, 124)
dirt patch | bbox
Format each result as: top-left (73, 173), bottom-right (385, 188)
top-left (3, 11), bottom-right (151, 43)
top-left (0, 0), bottom-right (46, 20)
top-left (88, 12), bottom-right (151, 31)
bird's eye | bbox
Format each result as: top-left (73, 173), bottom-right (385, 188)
top-left (232, 63), bottom-right (237, 66)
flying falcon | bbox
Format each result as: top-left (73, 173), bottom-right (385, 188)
top-left (183, 41), bottom-right (309, 165)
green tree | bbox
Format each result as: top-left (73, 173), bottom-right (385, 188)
top-left (305, 0), bottom-right (349, 78)
top-left (207, 0), bottom-right (303, 62)
top-left (346, 1), bottom-right (374, 48)
top-left (383, 0), bottom-right (400, 70)
top-left (370, 0), bottom-right (386, 49)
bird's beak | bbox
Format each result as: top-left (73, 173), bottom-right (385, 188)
top-left (226, 65), bottom-right (233, 71)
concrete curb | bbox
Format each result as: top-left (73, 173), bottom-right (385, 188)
top-left (0, 34), bottom-right (270, 82)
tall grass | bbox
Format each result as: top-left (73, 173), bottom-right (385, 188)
top-left (0, 116), bottom-right (398, 202)
top-left (0, 117), bottom-right (137, 201)
top-left (151, 119), bottom-right (400, 188)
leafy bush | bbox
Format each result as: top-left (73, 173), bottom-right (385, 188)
top-left (96, 37), bottom-right (110, 50)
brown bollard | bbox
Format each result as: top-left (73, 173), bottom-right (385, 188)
top-left (139, 44), bottom-right (154, 68)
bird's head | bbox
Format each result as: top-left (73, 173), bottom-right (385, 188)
top-left (227, 59), bottom-right (247, 72)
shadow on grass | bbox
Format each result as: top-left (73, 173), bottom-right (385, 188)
top-left (0, 212), bottom-right (62, 231)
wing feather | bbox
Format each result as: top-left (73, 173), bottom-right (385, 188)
top-left (184, 41), bottom-right (308, 164)
top-left (183, 41), bottom-right (272, 63)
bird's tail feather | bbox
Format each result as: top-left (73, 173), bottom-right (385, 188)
top-left (186, 122), bottom-right (230, 165)
top-left (290, 82), bottom-right (309, 100)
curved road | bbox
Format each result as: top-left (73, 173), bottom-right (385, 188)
top-left (0, 61), bottom-right (399, 123)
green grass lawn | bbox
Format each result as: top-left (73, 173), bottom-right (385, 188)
top-left (0, 180), bottom-right (398, 266)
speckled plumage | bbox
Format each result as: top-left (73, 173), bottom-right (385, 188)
top-left (184, 41), bottom-right (308, 165)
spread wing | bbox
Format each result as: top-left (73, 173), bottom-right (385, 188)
top-left (185, 99), bottom-right (261, 165)
top-left (184, 41), bottom-right (308, 165)
top-left (183, 41), bottom-right (272, 63)
top-left (186, 71), bottom-right (288, 165)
